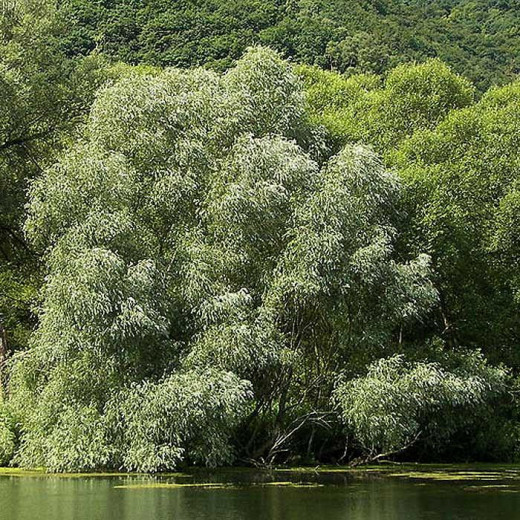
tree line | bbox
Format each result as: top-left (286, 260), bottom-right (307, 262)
top-left (0, 0), bottom-right (519, 470)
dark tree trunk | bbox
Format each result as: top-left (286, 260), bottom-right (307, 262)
top-left (0, 318), bottom-right (8, 397)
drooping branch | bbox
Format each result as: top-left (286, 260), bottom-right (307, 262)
top-left (0, 316), bottom-right (8, 397)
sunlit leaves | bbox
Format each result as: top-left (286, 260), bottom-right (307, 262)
top-left (397, 80), bottom-right (520, 359)
top-left (335, 353), bottom-right (508, 458)
top-left (300, 59), bottom-right (474, 154)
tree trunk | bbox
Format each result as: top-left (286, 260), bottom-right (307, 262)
top-left (0, 319), bottom-right (8, 397)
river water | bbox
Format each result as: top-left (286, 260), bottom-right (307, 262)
top-left (1, 467), bottom-right (519, 519)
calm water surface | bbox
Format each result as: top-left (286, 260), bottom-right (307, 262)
top-left (1, 468), bottom-right (520, 520)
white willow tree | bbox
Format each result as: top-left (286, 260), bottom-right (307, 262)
top-left (6, 47), bottom-right (439, 471)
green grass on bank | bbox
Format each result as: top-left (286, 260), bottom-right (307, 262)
top-left (0, 467), bottom-right (189, 478)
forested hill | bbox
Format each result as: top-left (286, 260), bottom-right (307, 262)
top-left (60, 0), bottom-right (520, 90)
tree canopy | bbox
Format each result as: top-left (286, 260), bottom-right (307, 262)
top-left (1, 0), bottom-right (520, 471)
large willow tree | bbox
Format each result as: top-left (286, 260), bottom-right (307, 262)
top-left (1, 47), bottom-right (467, 471)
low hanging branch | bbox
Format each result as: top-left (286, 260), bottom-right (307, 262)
top-left (265, 411), bottom-right (336, 466)
top-left (349, 430), bottom-right (423, 467)
top-left (0, 129), bottom-right (53, 151)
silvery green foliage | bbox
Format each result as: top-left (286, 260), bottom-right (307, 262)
top-left (11, 47), bottom-right (437, 471)
top-left (335, 353), bottom-right (508, 459)
top-left (107, 370), bottom-right (252, 472)
top-left (0, 404), bottom-right (15, 466)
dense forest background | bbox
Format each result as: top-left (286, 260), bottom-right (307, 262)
top-left (59, 0), bottom-right (520, 91)
top-left (1, 0), bottom-right (520, 471)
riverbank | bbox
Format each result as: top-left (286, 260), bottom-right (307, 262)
top-left (3, 463), bottom-right (520, 481)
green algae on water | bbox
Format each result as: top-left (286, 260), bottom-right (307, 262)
top-left (114, 482), bottom-right (237, 490)
top-left (114, 481), bottom-right (324, 490)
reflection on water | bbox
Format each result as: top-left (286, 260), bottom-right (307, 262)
top-left (1, 470), bottom-right (520, 520)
